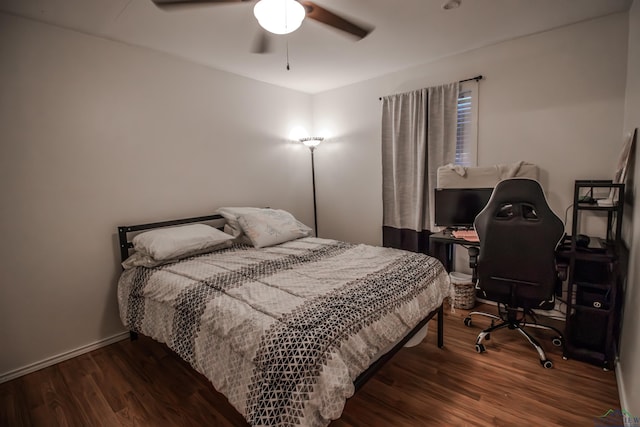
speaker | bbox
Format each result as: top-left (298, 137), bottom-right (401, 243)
top-left (576, 286), bottom-right (610, 310)
top-left (569, 310), bottom-right (607, 352)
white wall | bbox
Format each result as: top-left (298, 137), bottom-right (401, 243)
top-left (312, 9), bottom-right (639, 415)
top-left (1, 10), bottom-right (637, 411)
top-left (619, 0), bottom-right (640, 418)
top-left (312, 13), bottom-right (629, 246)
top-left (0, 13), bottom-right (314, 378)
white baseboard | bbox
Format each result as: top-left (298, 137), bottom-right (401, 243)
top-left (615, 361), bottom-right (633, 426)
top-left (0, 331), bottom-right (130, 384)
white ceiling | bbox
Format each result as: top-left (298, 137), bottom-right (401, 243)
top-left (0, 0), bottom-right (632, 94)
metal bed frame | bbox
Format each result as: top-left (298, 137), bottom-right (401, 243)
top-left (117, 213), bottom-right (444, 392)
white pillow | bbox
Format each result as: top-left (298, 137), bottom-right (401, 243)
top-left (121, 240), bottom-right (232, 270)
top-left (223, 224), bottom-right (253, 245)
top-left (217, 207), bottom-right (264, 238)
top-left (132, 224), bottom-right (234, 261)
top-left (217, 207), bottom-right (312, 240)
top-left (238, 209), bottom-right (311, 248)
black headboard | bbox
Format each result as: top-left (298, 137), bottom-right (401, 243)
top-left (117, 213), bottom-right (225, 263)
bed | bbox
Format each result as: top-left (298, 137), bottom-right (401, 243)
top-left (116, 209), bottom-right (452, 427)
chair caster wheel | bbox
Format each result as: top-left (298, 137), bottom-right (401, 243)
top-left (541, 359), bottom-right (553, 369)
top-left (552, 337), bottom-right (563, 347)
top-left (475, 343), bottom-right (486, 353)
top-left (485, 333), bottom-right (490, 341)
top-left (464, 317), bottom-right (472, 327)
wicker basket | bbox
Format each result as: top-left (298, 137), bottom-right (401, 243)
top-left (450, 272), bottom-right (476, 309)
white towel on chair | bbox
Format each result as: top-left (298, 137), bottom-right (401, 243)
top-left (443, 163), bottom-right (467, 176)
top-left (497, 160), bottom-right (525, 179)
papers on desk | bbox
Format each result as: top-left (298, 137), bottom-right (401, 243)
top-left (452, 229), bottom-right (479, 242)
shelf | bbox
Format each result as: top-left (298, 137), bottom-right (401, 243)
top-left (563, 180), bottom-right (623, 369)
top-left (564, 345), bottom-right (611, 369)
top-left (574, 179), bottom-right (623, 188)
top-left (573, 259), bottom-right (611, 281)
top-left (575, 203), bottom-right (620, 211)
top-left (574, 281), bottom-right (612, 291)
top-left (558, 250), bottom-right (616, 262)
top-left (572, 304), bottom-right (611, 314)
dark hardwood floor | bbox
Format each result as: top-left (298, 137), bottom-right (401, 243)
top-left (1, 304), bottom-right (620, 426)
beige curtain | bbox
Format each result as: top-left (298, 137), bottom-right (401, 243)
top-left (382, 82), bottom-right (459, 251)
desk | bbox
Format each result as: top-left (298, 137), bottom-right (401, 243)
top-left (429, 229), bottom-right (479, 272)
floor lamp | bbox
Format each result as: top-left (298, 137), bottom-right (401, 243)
top-left (300, 137), bottom-right (324, 237)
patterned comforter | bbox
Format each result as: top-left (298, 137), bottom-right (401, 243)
top-left (117, 237), bottom-right (451, 427)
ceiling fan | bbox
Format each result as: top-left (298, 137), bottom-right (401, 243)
top-left (151, 0), bottom-right (373, 53)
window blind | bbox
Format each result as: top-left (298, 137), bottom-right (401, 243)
top-left (455, 89), bottom-right (473, 166)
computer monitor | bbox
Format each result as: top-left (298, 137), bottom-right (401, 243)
top-left (434, 187), bottom-right (494, 228)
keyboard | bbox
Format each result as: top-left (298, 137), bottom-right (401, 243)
top-left (452, 229), bottom-right (479, 242)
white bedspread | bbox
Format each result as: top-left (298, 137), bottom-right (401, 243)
top-left (118, 237), bottom-right (451, 427)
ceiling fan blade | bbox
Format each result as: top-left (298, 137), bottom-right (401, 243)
top-left (251, 29), bottom-right (272, 54)
top-left (299, 1), bottom-right (372, 40)
top-left (152, 0), bottom-right (251, 9)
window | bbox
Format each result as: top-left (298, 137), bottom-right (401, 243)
top-left (455, 82), bottom-right (479, 166)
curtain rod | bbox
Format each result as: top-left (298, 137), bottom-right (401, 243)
top-left (378, 75), bottom-right (483, 100)
top-left (459, 75), bottom-right (483, 83)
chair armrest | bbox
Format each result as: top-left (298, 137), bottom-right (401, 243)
top-left (556, 261), bottom-right (568, 281)
top-left (468, 247), bottom-right (479, 267)
top-left (468, 247), bottom-right (479, 284)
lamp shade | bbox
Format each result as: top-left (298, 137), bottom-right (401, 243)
top-left (300, 136), bottom-right (324, 148)
top-left (253, 0), bottom-right (306, 35)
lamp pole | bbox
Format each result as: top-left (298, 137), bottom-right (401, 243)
top-left (300, 137), bottom-right (324, 237)
top-left (309, 146), bottom-right (318, 237)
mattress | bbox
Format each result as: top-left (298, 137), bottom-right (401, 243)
top-left (118, 237), bottom-right (451, 427)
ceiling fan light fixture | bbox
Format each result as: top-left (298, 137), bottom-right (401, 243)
top-left (254, 0), bottom-right (306, 35)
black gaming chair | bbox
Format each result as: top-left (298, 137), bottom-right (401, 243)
top-left (463, 178), bottom-right (567, 368)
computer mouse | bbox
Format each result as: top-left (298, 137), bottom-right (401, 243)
top-left (575, 234), bottom-right (590, 247)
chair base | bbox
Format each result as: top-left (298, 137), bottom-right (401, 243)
top-left (464, 309), bottom-right (564, 368)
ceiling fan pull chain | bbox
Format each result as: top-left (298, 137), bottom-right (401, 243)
top-left (286, 39), bottom-right (291, 71)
